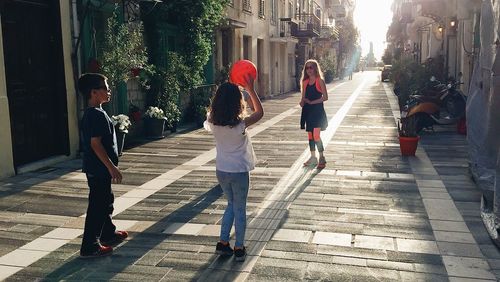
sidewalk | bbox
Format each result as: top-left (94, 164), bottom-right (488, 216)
top-left (416, 116), bottom-right (500, 280)
top-left (0, 72), bottom-right (497, 281)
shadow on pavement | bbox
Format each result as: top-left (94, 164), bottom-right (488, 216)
top-left (43, 183), bottom-right (223, 281)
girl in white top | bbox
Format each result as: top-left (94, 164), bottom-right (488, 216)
top-left (204, 75), bottom-right (263, 262)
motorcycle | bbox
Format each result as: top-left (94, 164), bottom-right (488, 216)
top-left (401, 76), bottom-right (467, 133)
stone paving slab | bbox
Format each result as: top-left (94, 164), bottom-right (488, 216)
top-left (0, 72), bottom-right (497, 280)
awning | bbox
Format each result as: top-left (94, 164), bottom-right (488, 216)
top-left (227, 18), bottom-right (247, 29)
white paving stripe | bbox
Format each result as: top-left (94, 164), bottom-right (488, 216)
top-left (0, 89), bottom-right (312, 278)
top-left (382, 83), bottom-right (496, 280)
top-left (0, 266), bottom-right (23, 281)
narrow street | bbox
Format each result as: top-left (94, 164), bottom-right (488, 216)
top-left (0, 71), bottom-right (497, 281)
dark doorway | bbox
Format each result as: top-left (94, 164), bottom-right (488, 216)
top-left (1, 0), bottom-right (69, 168)
top-left (221, 28), bottom-right (232, 68)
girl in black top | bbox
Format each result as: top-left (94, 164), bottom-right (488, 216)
top-left (299, 60), bottom-right (329, 169)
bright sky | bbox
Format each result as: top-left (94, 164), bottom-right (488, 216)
top-left (353, 0), bottom-right (393, 61)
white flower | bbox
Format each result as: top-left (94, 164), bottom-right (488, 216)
top-left (145, 106), bottom-right (165, 119)
top-left (111, 114), bottom-right (131, 133)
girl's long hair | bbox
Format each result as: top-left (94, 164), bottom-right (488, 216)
top-left (300, 59), bottom-right (324, 91)
top-left (208, 82), bottom-right (246, 126)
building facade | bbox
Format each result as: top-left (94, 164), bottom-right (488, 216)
top-left (390, 0), bottom-right (481, 90)
top-left (0, 0), bottom-right (346, 180)
top-left (214, 0), bottom-right (344, 97)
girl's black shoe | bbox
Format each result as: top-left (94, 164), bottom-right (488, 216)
top-left (215, 242), bottom-right (233, 256)
top-left (234, 247), bottom-right (246, 262)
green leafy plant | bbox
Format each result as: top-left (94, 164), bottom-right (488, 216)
top-left (147, 0), bottom-right (228, 82)
top-left (214, 64), bottom-right (231, 86)
top-left (320, 55), bottom-right (337, 83)
top-left (99, 7), bottom-right (151, 89)
top-left (398, 116), bottom-right (418, 137)
top-left (190, 84), bottom-right (216, 126)
top-left (337, 16), bottom-right (359, 71)
top-left (391, 56), bottom-right (445, 110)
top-left (162, 100), bottom-right (181, 129)
top-left (391, 58), bottom-right (424, 109)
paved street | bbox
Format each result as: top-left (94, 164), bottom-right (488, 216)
top-left (0, 71), bottom-right (498, 281)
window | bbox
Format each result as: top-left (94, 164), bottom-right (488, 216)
top-left (259, 0), bottom-right (265, 18)
top-left (288, 54), bottom-right (294, 75)
top-left (221, 30), bottom-right (232, 68)
top-left (288, 1), bottom-right (293, 18)
top-left (243, 0), bottom-right (252, 12)
top-left (243, 36), bottom-right (252, 60)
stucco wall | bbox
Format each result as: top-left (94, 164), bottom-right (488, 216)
top-left (60, 0), bottom-right (79, 160)
top-left (0, 15), bottom-right (15, 179)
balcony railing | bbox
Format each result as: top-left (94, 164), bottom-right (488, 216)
top-left (417, 0), bottom-right (446, 22)
top-left (400, 3), bottom-right (413, 24)
top-left (279, 18), bottom-right (296, 37)
top-left (319, 25), bottom-right (338, 39)
top-left (291, 13), bottom-right (321, 38)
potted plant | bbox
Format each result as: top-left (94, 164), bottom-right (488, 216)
top-left (111, 114), bottom-right (132, 156)
top-left (144, 106), bottom-right (167, 139)
top-left (319, 55), bottom-right (336, 83)
top-left (398, 116), bottom-right (419, 156)
top-left (162, 100), bottom-right (181, 133)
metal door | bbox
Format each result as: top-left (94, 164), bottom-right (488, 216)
top-left (1, 0), bottom-right (69, 167)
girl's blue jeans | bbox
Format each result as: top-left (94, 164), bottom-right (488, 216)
top-left (216, 170), bottom-right (249, 248)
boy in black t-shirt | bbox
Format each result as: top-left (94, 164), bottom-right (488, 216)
top-left (78, 73), bottom-right (128, 258)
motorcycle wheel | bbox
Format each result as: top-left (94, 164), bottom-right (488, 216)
top-left (414, 112), bottom-right (434, 133)
top-left (445, 95), bottom-right (466, 118)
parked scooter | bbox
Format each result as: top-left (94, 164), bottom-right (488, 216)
top-left (401, 76), bottom-right (467, 132)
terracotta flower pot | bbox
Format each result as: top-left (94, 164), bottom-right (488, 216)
top-left (399, 136), bottom-right (419, 156)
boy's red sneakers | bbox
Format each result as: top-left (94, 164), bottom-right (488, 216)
top-left (100, 230), bottom-right (128, 246)
top-left (80, 244), bottom-right (113, 259)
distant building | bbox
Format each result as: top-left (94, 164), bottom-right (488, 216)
top-left (365, 42), bottom-right (377, 67)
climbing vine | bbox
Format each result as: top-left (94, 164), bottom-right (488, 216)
top-left (164, 0), bottom-right (229, 82)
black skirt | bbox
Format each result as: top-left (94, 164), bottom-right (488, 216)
top-left (300, 103), bottom-right (328, 131)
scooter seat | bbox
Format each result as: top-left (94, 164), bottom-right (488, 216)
top-left (423, 88), bottom-right (447, 98)
top-left (410, 95), bottom-right (441, 104)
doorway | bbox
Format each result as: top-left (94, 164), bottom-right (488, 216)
top-left (1, 0), bottom-right (69, 168)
